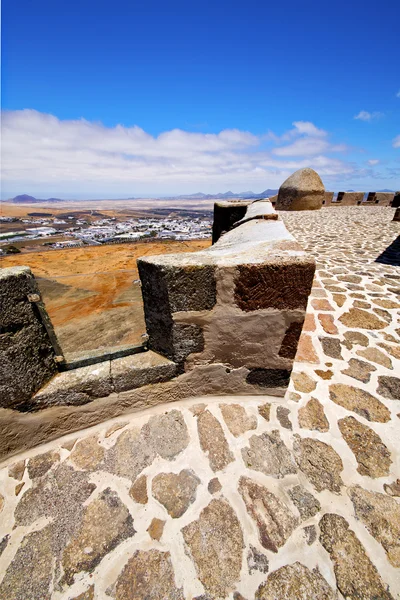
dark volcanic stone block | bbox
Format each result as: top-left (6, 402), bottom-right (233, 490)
top-left (212, 202), bottom-right (250, 244)
top-left (392, 192), bottom-right (400, 208)
top-left (246, 368), bottom-right (291, 388)
top-left (278, 321), bottom-right (303, 359)
top-left (138, 260), bottom-right (213, 365)
top-left (172, 323), bottom-right (205, 366)
top-left (138, 261), bottom-right (216, 314)
top-left (234, 262), bottom-right (315, 311)
top-left (0, 267), bottom-right (57, 409)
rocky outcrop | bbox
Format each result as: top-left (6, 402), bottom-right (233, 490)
top-left (275, 168), bottom-right (325, 211)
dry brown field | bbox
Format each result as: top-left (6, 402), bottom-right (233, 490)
top-left (1, 239), bottom-right (211, 357)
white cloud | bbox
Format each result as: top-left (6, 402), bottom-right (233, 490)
top-left (396, 90), bottom-right (400, 98)
top-left (354, 110), bottom-right (384, 122)
top-left (367, 159), bottom-right (380, 165)
top-left (393, 135), bottom-right (400, 148)
top-left (0, 109), bottom-right (367, 197)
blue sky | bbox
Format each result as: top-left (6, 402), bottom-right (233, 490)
top-left (2, 0), bottom-right (400, 198)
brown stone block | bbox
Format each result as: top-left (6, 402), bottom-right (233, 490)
top-left (234, 262), bottom-right (315, 311)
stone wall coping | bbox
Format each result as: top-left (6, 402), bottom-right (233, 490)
top-left (138, 211), bottom-right (308, 268)
top-left (30, 350), bottom-right (176, 410)
top-left (0, 265), bottom-right (32, 280)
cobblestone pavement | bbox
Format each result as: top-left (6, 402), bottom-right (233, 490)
top-left (0, 206), bottom-right (399, 600)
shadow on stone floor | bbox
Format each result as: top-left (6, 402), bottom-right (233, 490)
top-left (375, 235), bottom-right (400, 267)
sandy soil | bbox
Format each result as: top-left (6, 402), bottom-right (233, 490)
top-left (1, 239), bottom-right (211, 355)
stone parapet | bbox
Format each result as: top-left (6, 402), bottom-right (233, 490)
top-left (139, 199), bottom-right (315, 393)
top-left (323, 192), bottom-right (334, 206)
top-left (212, 200), bottom-right (251, 244)
top-left (365, 192), bottom-right (395, 206)
top-left (0, 267), bottom-right (58, 410)
top-left (392, 192), bottom-right (400, 208)
top-left (335, 192), bottom-right (364, 206)
top-left (0, 197), bottom-right (315, 459)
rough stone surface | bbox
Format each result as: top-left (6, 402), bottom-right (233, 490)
top-left (8, 459), bottom-right (25, 480)
top-left (319, 513), bottom-right (394, 600)
top-left (142, 409), bottom-right (190, 460)
top-left (115, 549), bottom-right (184, 600)
top-left (377, 375), bottom-right (400, 400)
top-left (276, 406), bottom-right (292, 429)
top-left (258, 403), bottom-right (271, 421)
top-left (242, 431), bottom-right (297, 478)
top-left (291, 372), bottom-right (316, 393)
top-left (276, 168), bottom-right (325, 211)
top-left (147, 518), bottom-right (165, 541)
top-left (0, 267), bottom-right (57, 410)
top-left (343, 330), bottom-right (369, 348)
top-left (339, 307), bottom-right (387, 329)
top-left (319, 337), bottom-right (343, 359)
top-left (295, 334), bottom-right (319, 362)
top-left (256, 562), bottom-right (336, 600)
top-left (152, 469), bottom-right (200, 518)
top-left (61, 488), bottom-right (135, 585)
top-left (384, 479), bottom-right (400, 497)
top-left (318, 313), bottom-right (338, 334)
top-left (69, 435), bottom-right (104, 470)
top-left (208, 477), bottom-right (222, 494)
top-left (27, 449), bottom-right (60, 478)
top-left (220, 403), bottom-right (257, 437)
top-left (338, 416), bottom-right (392, 477)
top-left (111, 352), bottom-right (176, 393)
top-left (329, 383), bottom-right (390, 422)
top-left (349, 485), bottom-right (400, 567)
top-left (288, 485), bottom-right (321, 520)
top-left (103, 427), bottom-right (157, 481)
top-left (235, 262), bottom-right (315, 311)
top-left (182, 498), bottom-right (244, 598)
top-left (197, 409), bottom-right (234, 472)
top-left (129, 474), bottom-right (148, 504)
top-left (0, 524), bottom-right (55, 600)
top-left (247, 545), bottom-right (269, 575)
top-left (239, 476), bottom-right (299, 552)
top-left (341, 358), bottom-right (376, 383)
top-left (357, 347), bottom-right (393, 369)
top-left (298, 397), bottom-right (329, 432)
top-left (293, 436), bottom-right (343, 493)
top-left (303, 525), bottom-right (317, 545)
top-left (33, 361), bottom-right (114, 410)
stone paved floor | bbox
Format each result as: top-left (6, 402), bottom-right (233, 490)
top-left (0, 206), bottom-right (399, 600)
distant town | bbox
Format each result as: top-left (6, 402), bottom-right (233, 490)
top-left (0, 212), bottom-right (212, 254)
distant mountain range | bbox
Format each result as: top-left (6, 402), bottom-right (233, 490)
top-left (9, 190), bottom-right (280, 203)
top-left (162, 189), bottom-right (279, 200)
top-left (8, 188), bottom-right (395, 204)
top-left (9, 194), bottom-right (64, 203)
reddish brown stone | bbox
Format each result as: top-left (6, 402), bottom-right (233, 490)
top-left (311, 299), bottom-right (334, 311)
top-left (318, 314), bottom-right (338, 334)
top-left (332, 293), bottom-right (346, 307)
top-left (295, 335), bottom-right (319, 363)
top-left (234, 262), bottom-right (315, 311)
top-left (302, 313), bottom-right (316, 332)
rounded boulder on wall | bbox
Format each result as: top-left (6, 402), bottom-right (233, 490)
top-left (275, 168), bottom-right (325, 211)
